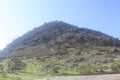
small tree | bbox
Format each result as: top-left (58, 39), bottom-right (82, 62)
top-left (0, 64), bottom-right (7, 77)
top-left (111, 63), bottom-right (120, 72)
top-left (0, 64), bottom-right (3, 72)
top-left (7, 57), bottom-right (26, 72)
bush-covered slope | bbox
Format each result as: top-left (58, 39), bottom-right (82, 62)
top-left (0, 21), bottom-right (120, 76)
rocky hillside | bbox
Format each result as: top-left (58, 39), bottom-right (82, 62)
top-left (0, 21), bottom-right (120, 75)
top-left (1, 21), bottom-right (120, 58)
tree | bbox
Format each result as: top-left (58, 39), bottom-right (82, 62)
top-left (111, 63), bottom-right (120, 72)
top-left (0, 64), bottom-right (3, 72)
top-left (7, 57), bottom-right (26, 72)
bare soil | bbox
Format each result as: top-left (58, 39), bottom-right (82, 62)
top-left (26, 74), bottom-right (120, 80)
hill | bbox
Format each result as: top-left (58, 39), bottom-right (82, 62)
top-left (1, 21), bottom-right (120, 58)
top-left (0, 21), bottom-right (120, 76)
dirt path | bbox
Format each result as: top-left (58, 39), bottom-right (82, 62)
top-left (25, 74), bottom-right (120, 80)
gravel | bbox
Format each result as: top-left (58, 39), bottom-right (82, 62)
top-left (24, 74), bottom-right (120, 80)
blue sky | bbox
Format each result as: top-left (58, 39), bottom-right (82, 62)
top-left (0, 0), bottom-right (120, 49)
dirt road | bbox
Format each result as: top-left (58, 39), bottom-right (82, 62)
top-left (25, 74), bottom-right (120, 80)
